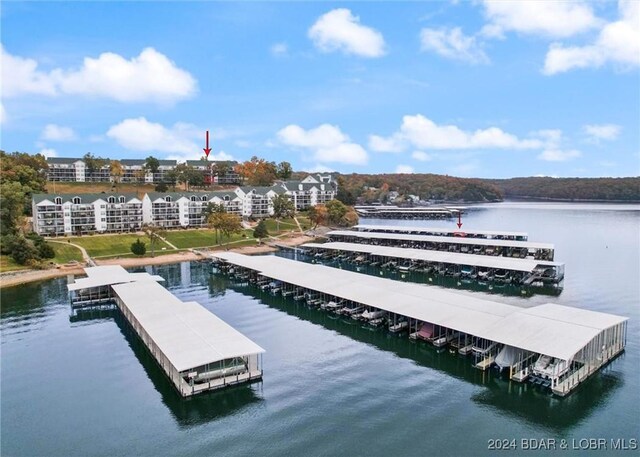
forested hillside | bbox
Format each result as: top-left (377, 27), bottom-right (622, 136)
top-left (486, 177), bottom-right (640, 201)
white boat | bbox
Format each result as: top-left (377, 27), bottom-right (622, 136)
top-left (532, 355), bottom-right (569, 380)
top-left (361, 309), bottom-right (386, 320)
top-left (389, 321), bottom-right (408, 333)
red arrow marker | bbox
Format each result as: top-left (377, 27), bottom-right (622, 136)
top-left (203, 130), bottom-right (211, 158)
top-left (457, 212), bottom-right (463, 229)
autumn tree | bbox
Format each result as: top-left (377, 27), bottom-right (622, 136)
top-left (110, 160), bottom-right (123, 186)
top-left (234, 156), bottom-right (277, 186)
top-left (307, 204), bottom-right (328, 229)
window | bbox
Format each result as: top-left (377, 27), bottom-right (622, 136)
top-left (165, 196), bottom-right (172, 202)
top-left (108, 196), bottom-right (115, 203)
top-left (202, 195), bottom-right (208, 201)
top-left (191, 196), bottom-right (197, 202)
top-left (73, 196), bottom-right (81, 204)
top-left (55, 197), bottom-right (62, 205)
top-left (119, 196), bottom-right (126, 203)
top-left (224, 195), bottom-right (230, 201)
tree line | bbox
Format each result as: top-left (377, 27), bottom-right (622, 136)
top-left (483, 177), bottom-right (640, 202)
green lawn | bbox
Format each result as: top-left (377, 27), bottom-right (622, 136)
top-left (164, 229), bottom-right (254, 249)
top-left (69, 234), bottom-right (173, 257)
top-left (0, 255), bottom-right (29, 273)
top-left (264, 218), bottom-right (299, 234)
top-left (296, 215), bottom-right (311, 230)
top-left (50, 242), bottom-right (84, 263)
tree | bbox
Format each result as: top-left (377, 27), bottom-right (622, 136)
top-left (208, 211), bottom-right (242, 245)
top-left (10, 236), bottom-right (40, 265)
top-left (0, 182), bottom-right (28, 236)
top-left (154, 182), bottom-right (169, 192)
top-left (110, 160), bottom-right (123, 185)
top-left (165, 169), bottom-right (179, 190)
top-left (83, 152), bottom-right (107, 174)
top-left (276, 161), bottom-right (293, 180)
top-left (130, 239), bottom-right (147, 256)
top-left (143, 225), bottom-right (165, 257)
top-left (307, 204), bottom-right (328, 229)
top-left (253, 220), bottom-right (268, 239)
top-left (234, 156), bottom-right (277, 186)
top-left (271, 194), bottom-right (295, 231)
top-left (38, 242), bottom-right (55, 259)
top-left (144, 156), bottom-right (160, 175)
top-left (325, 200), bottom-right (348, 225)
top-left (211, 161), bottom-right (231, 182)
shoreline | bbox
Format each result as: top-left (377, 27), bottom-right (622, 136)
top-left (0, 234), bottom-right (314, 290)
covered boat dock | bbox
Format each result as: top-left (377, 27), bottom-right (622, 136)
top-left (68, 266), bottom-right (264, 397)
top-left (327, 230), bottom-right (554, 260)
top-left (302, 242), bottom-right (565, 284)
top-left (355, 206), bottom-right (463, 220)
top-left (212, 253), bottom-right (626, 397)
top-left (355, 224), bottom-right (528, 241)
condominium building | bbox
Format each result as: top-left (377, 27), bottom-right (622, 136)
top-left (120, 159), bottom-right (178, 183)
top-left (32, 193), bottom-right (143, 236)
top-left (185, 160), bottom-right (242, 185)
top-left (279, 174), bottom-right (337, 210)
top-left (46, 158), bottom-right (110, 182)
top-left (142, 191), bottom-right (244, 228)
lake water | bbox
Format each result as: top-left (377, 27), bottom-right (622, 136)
top-left (2, 202), bottom-right (639, 456)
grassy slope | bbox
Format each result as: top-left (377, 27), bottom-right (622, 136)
top-left (164, 229), bottom-right (254, 249)
top-left (68, 234), bottom-right (172, 257)
top-left (50, 242), bottom-right (84, 263)
top-left (0, 256), bottom-right (29, 273)
top-left (45, 181), bottom-right (155, 196)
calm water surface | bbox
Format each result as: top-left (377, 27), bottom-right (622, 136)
top-left (2, 202), bottom-right (639, 456)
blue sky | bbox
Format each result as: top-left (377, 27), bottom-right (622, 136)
top-left (1, 1), bottom-right (638, 178)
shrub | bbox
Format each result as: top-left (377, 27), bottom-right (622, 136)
top-left (253, 220), bottom-right (268, 239)
top-left (130, 238), bottom-right (147, 256)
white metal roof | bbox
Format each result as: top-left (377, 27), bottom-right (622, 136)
top-left (302, 242), bottom-right (562, 273)
top-left (213, 253), bottom-right (626, 361)
top-left (328, 230), bottom-right (553, 250)
top-left (111, 281), bottom-right (265, 372)
top-left (67, 265), bottom-right (164, 291)
top-left (355, 224), bottom-right (528, 239)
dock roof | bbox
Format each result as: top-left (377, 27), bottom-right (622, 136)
top-left (111, 281), bottom-right (265, 372)
top-left (354, 224), bottom-right (528, 239)
top-left (67, 265), bottom-right (164, 291)
top-left (328, 230), bottom-right (553, 250)
top-left (302, 242), bottom-right (562, 272)
top-left (213, 253), bottom-right (627, 361)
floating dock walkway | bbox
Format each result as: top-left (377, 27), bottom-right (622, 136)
top-left (68, 266), bottom-right (264, 397)
top-left (355, 206), bottom-right (464, 220)
top-left (302, 241), bottom-right (565, 284)
top-left (327, 230), bottom-right (554, 260)
top-left (354, 224), bottom-right (528, 241)
top-left (212, 253), bottom-right (627, 397)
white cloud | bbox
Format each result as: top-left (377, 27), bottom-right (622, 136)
top-left (420, 27), bottom-right (488, 64)
top-left (106, 117), bottom-right (201, 156)
top-left (270, 43), bottom-right (289, 57)
top-left (277, 123), bottom-right (368, 165)
top-left (537, 149), bottom-right (582, 161)
top-left (480, 0), bottom-right (601, 39)
top-left (1, 45), bottom-right (196, 103)
top-left (412, 151), bottom-right (432, 162)
top-left (41, 124), bottom-right (76, 141)
top-left (373, 114), bottom-right (544, 151)
top-left (368, 134), bottom-right (404, 153)
top-left (38, 148), bottom-right (57, 158)
top-left (308, 9), bottom-right (386, 58)
top-left (1, 44), bottom-right (57, 97)
top-left (584, 124), bottom-right (622, 141)
top-left (395, 165), bottom-right (414, 174)
top-left (543, 1), bottom-right (640, 74)
top-left (307, 164), bottom-right (336, 173)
